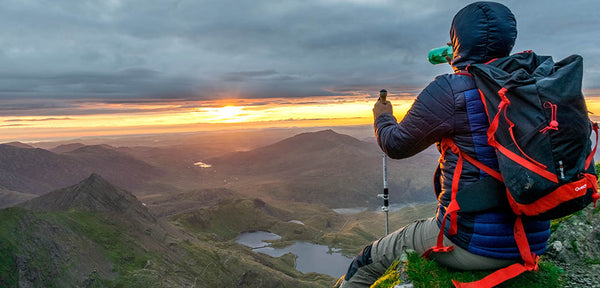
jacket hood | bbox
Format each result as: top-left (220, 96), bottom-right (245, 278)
top-left (450, 1), bottom-right (517, 71)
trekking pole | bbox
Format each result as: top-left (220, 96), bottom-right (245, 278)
top-left (377, 89), bottom-right (390, 235)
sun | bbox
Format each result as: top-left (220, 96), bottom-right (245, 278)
top-left (206, 105), bottom-right (245, 122)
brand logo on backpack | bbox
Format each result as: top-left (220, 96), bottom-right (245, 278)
top-left (574, 184), bottom-right (587, 192)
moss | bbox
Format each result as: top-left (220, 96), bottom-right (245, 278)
top-left (585, 258), bottom-right (600, 265)
top-left (570, 240), bottom-right (579, 253)
top-left (373, 252), bottom-right (564, 288)
top-left (371, 259), bottom-right (403, 288)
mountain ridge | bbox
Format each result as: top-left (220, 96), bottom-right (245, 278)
top-left (208, 129), bottom-right (438, 208)
top-left (20, 173), bottom-right (156, 224)
top-left (49, 143), bottom-right (86, 154)
top-left (1, 175), bottom-right (334, 287)
top-left (2, 142), bottom-right (35, 149)
top-left (0, 144), bottom-right (163, 195)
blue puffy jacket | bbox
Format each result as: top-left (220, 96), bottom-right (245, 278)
top-left (374, 1), bottom-right (549, 259)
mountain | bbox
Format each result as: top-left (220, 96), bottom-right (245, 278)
top-left (2, 142), bottom-right (35, 149)
top-left (208, 129), bottom-right (439, 208)
top-left (0, 144), bottom-right (85, 194)
top-left (20, 173), bottom-right (154, 223)
top-left (210, 129), bottom-right (371, 174)
top-left (49, 143), bottom-right (86, 154)
top-left (0, 186), bottom-right (36, 209)
top-left (0, 144), bottom-right (163, 195)
top-left (141, 187), bottom-right (239, 218)
top-left (1, 175), bottom-right (334, 287)
top-left (63, 145), bottom-right (164, 190)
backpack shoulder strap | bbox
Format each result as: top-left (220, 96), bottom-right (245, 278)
top-left (423, 138), bottom-right (504, 257)
top-left (452, 217), bottom-right (539, 288)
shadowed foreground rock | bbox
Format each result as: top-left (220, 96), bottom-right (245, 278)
top-left (545, 205), bottom-right (600, 288)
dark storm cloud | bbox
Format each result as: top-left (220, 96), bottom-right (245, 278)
top-left (0, 68), bottom-right (208, 99)
top-left (0, 0), bottom-right (598, 115)
top-left (221, 70), bottom-right (296, 82)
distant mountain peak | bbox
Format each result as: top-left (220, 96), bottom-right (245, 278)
top-left (50, 143), bottom-right (86, 154)
top-left (2, 142), bottom-right (35, 149)
top-left (297, 129), bottom-right (338, 137)
top-left (280, 129), bottom-right (366, 148)
top-left (78, 173), bottom-right (115, 191)
top-left (313, 129), bottom-right (336, 135)
top-left (68, 144), bottom-right (116, 154)
top-left (20, 174), bottom-right (155, 222)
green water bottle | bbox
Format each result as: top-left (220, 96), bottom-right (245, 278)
top-left (427, 45), bottom-right (453, 65)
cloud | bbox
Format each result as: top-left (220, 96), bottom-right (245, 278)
top-left (0, 0), bottom-right (598, 110)
top-left (221, 70), bottom-right (291, 82)
top-left (0, 124), bottom-right (27, 127)
top-left (4, 117), bottom-right (74, 122)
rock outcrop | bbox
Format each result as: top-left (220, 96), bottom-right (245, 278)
top-left (545, 205), bottom-right (600, 287)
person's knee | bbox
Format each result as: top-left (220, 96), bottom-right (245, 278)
top-left (344, 243), bottom-right (373, 281)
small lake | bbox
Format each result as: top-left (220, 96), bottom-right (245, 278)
top-left (235, 231), bottom-right (353, 278)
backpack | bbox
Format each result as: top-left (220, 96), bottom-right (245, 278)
top-left (425, 51), bottom-right (599, 288)
top-left (470, 51), bottom-right (598, 220)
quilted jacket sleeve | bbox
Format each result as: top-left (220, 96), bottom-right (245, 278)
top-left (375, 76), bottom-right (456, 159)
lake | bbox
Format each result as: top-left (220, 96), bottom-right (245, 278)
top-left (235, 231), bottom-right (353, 278)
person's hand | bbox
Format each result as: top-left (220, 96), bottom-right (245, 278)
top-left (446, 42), bottom-right (453, 65)
top-left (373, 98), bottom-right (393, 120)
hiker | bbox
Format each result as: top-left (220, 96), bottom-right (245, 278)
top-left (340, 2), bottom-right (552, 287)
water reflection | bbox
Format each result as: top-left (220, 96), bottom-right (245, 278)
top-left (236, 231), bottom-right (281, 248)
top-left (236, 231), bottom-right (352, 277)
top-left (193, 161), bottom-right (212, 168)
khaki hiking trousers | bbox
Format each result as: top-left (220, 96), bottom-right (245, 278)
top-left (340, 218), bottom-right (518, 288)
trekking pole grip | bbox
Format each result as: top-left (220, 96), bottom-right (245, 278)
top-left (379, 89), bottom-right (387, 104)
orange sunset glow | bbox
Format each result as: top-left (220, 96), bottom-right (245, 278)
top-left (0, 95), bottom-right (414, 142)
top-left (3, 92), bottom-right (600, 143)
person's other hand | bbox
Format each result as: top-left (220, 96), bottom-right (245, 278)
top-left (373, 98), bottom-right (393, 120)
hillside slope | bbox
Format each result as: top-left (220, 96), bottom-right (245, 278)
top-left (0, 144), bottom-right (163, 195)
top-left (1, 175), bottom-right (334, 287)
top-left (208, 129), bottom-right (439, 208)
top-left (0, 187), bottom-right (36, 209)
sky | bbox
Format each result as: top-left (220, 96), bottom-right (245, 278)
top-left (1, 0), bottom-right (599, 142)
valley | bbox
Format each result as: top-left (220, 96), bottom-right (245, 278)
top-left (0, 126), bottom-right (440, 287)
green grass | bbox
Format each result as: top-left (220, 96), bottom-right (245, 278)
top-left (50, 211), bottom-right (162, 287)
top-left (1, 203), bottom-right (336, 288)
top-left (0, 208), bottom-right (27, 288)
top-left (172, 198), bottom-right (331, 246)
top-left (172, 199), bottom-right (280, 240)
top-left (585, 258), bottom-right (600, 265)
top-left (372, 252), bottom-right (564, 288)
top-left (0, 208), bottom-right (165, 288)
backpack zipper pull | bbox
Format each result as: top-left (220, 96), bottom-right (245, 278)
top-left (540, 102), bottom-right (559, 133)
top-left (558, 160), bottom-right (565, 179)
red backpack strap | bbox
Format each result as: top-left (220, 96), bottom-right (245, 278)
top-left (506, 174), bottom-right (598, 216)
top-left (422, 139), bottom-right (462, 258)
top-left (484, 88), bottom-right (559, 183)
top-left (452, 217), bottom-right (539, 288)
top-left (423, 138), bottom-right (502, 259)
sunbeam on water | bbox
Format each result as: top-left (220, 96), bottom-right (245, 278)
top-left (193, 161), bottom-right (212, 168)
